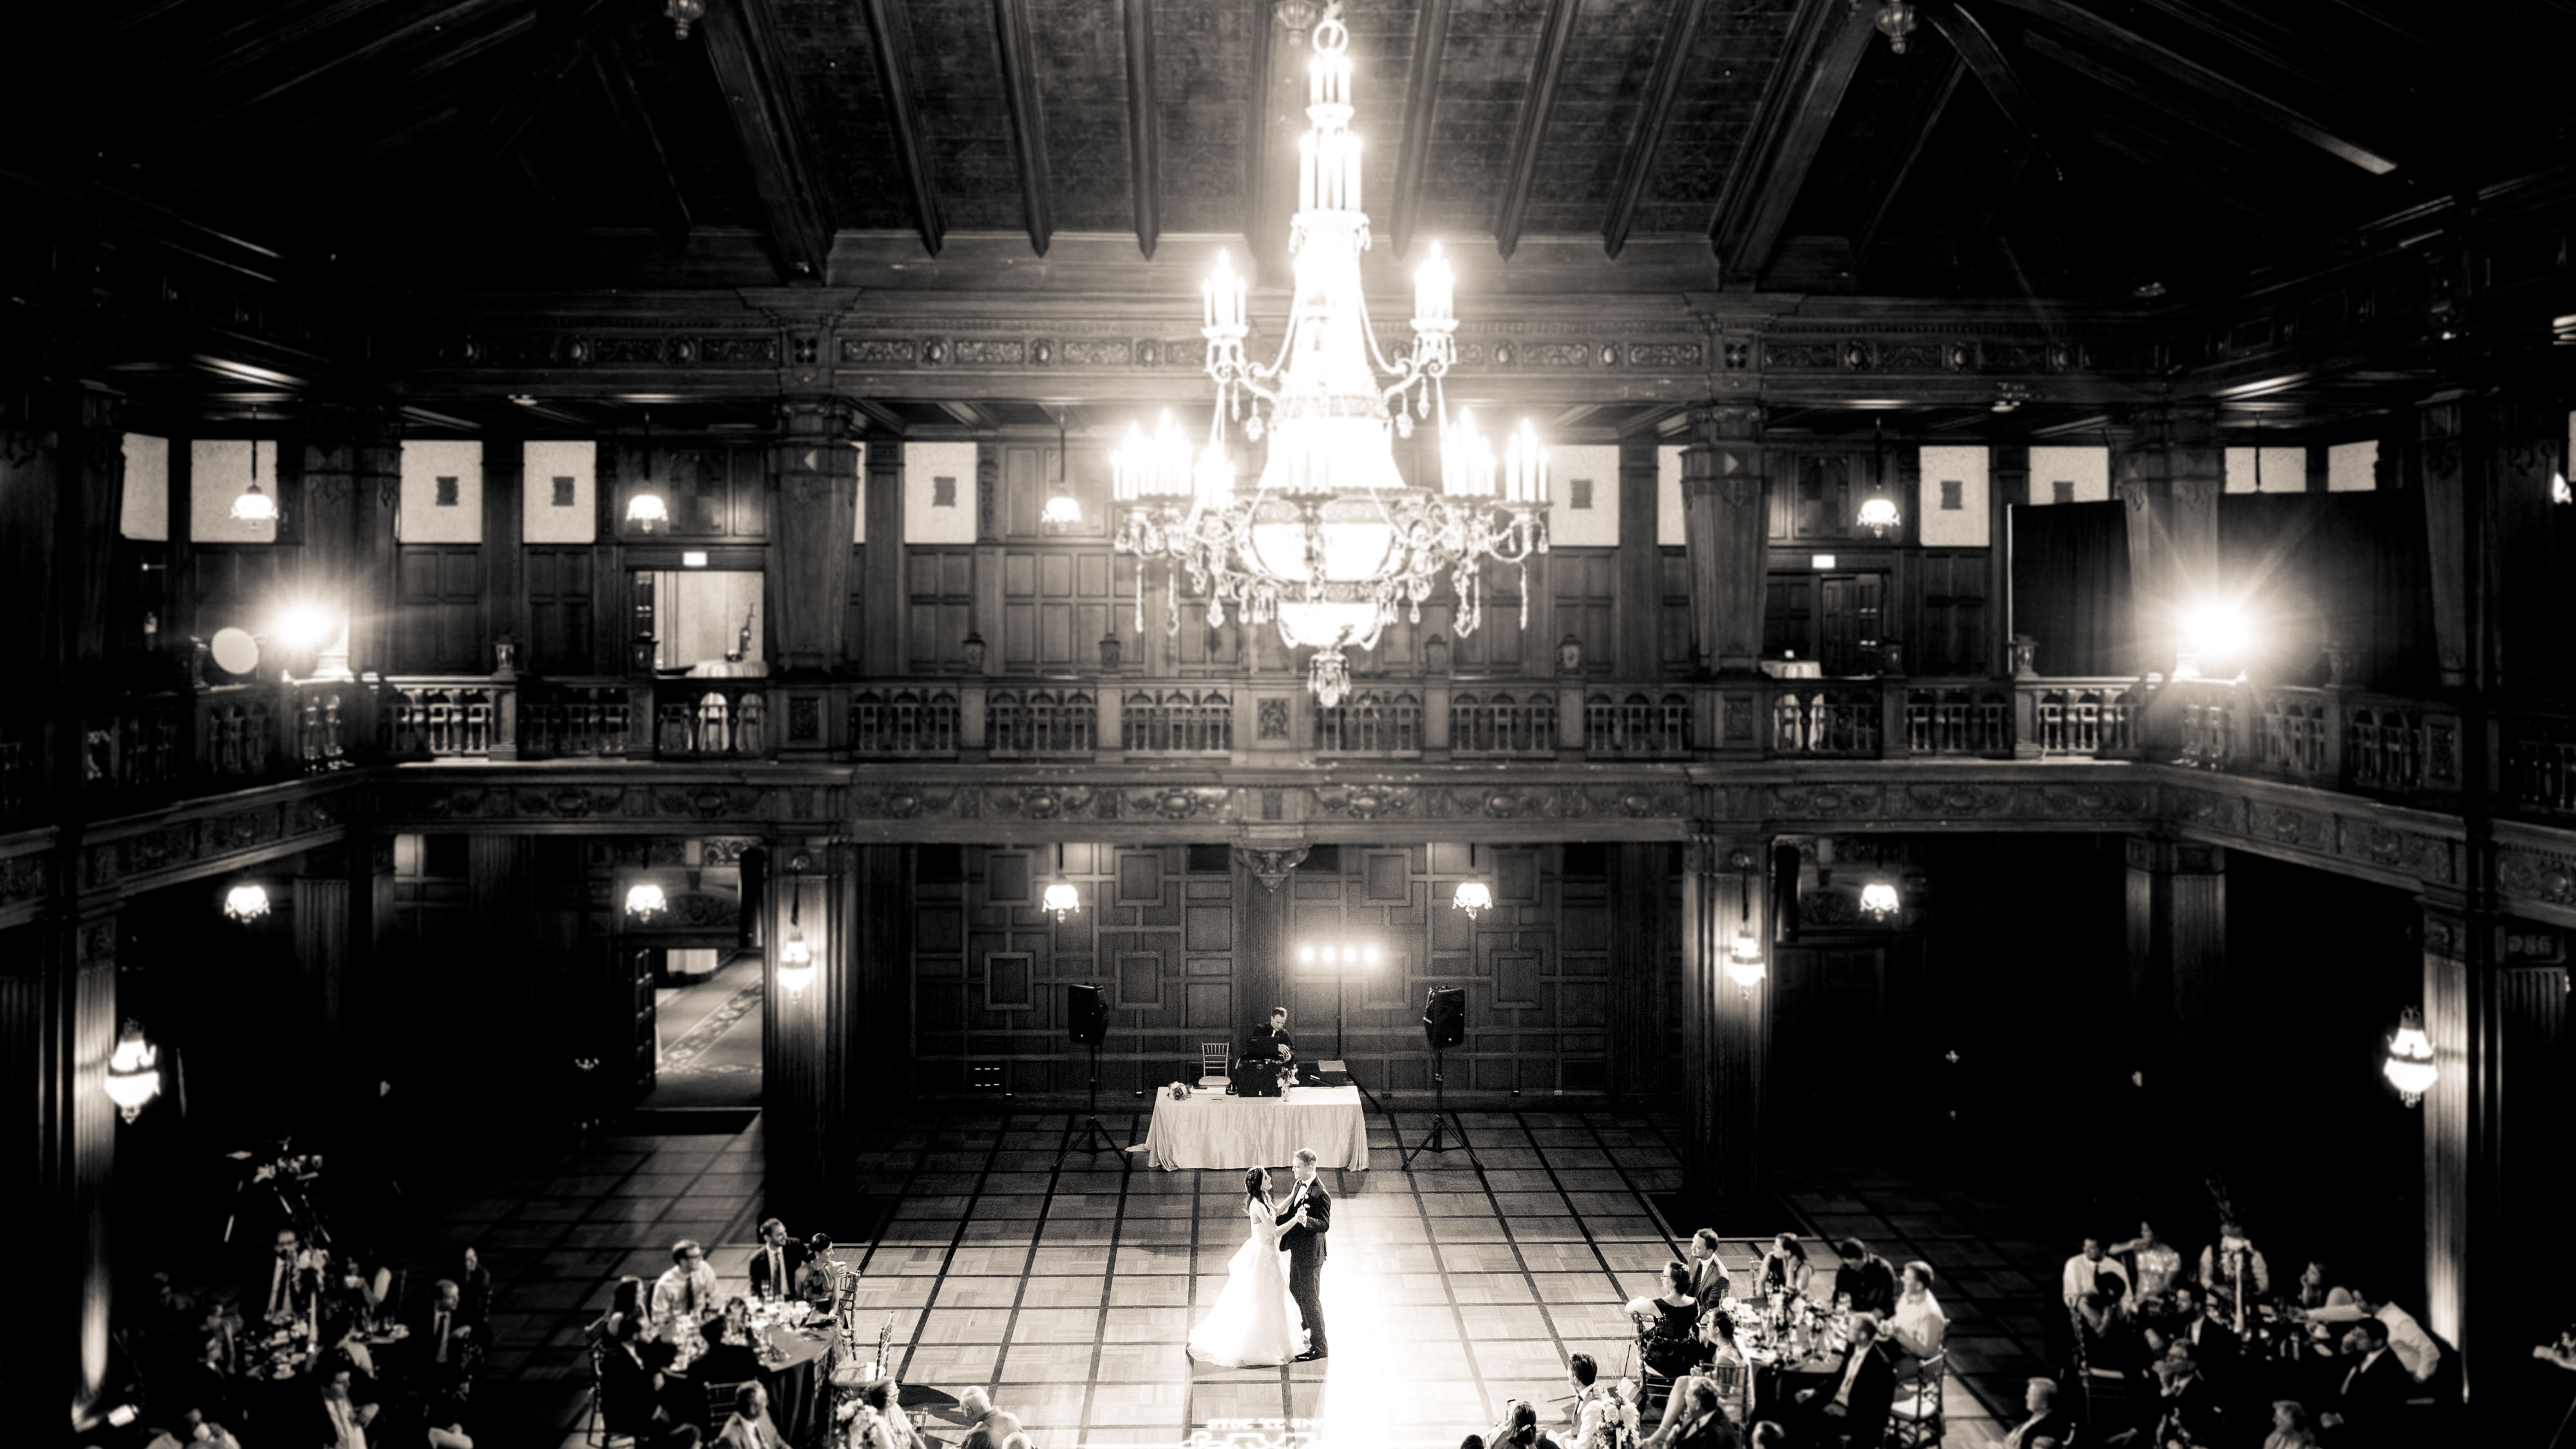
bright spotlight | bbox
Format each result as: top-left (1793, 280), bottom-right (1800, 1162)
top-left (2179, 604), bottom-right (2251, 677)
top-left (276, 604), bottom-right (330, 650)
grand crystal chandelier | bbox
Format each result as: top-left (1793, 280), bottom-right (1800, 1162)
top-left (1113, 3), bottom-right (1549, 707)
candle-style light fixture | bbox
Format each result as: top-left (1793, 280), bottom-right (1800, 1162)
top-left (223, 882), bottom-right (271, 922)
top-left (623, 882), bottom-right (667, 922)
top-left (1452, 843), bottom-right (1492, 921)
top-left (775, 853), bottom-right (814, 1001)
top-left (1113, 4), bottom-right (1550, 707)
top-left (1727, 848), bottom-right (1765, 990)
top-left (626, 411), bottom-right (670, 531)
top-left (1859, 880), bottom-right (1900, 920)
top-left (104, 1020), bottom-right (162, 1123)
top-left (2382, 1006), bottom-right (2436, 1106)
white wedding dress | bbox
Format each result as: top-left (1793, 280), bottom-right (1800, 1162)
top-left (1186, 1193), bottom-right (1307, 1367)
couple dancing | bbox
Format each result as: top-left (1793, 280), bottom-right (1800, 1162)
top-left (1187, 1146), bottom-right (1331, 1367)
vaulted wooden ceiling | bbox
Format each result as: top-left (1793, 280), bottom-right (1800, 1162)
top-left (24, 0), bottom-right (2571, 304)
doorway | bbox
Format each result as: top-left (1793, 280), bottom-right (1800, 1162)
top-left (1765, 571), bottom-right (1886, 675)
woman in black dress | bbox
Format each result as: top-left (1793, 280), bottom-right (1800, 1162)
top-left (1629, 1260), bottom-right (1704, 1379)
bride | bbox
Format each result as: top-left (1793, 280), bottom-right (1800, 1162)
top-left (1186, 1166), bottom-right (1307, 1367)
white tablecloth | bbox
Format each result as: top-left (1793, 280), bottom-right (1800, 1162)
top-left (1142, 1084), bottom-right (1369, 1171)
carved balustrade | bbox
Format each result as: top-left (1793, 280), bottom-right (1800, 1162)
top-left (1122, 688), bottom-right (1232, 754)
top-left (2017, 679), bottom-right (2141, 759)
top-left (385, 679), bottom-right (503, 759)
top-left (2503, 715), bottom-right (2576, 819)
top-left (1585, 690), bottom-right (1692, 758)
top-left (289, 679), bottom-right (354, 772)
top-left (1316, 690), bottom-right (1424, 755)
top-left (987, 688), bottom-right (1095, 757)
top-left (652, 679), bottom-right (770, 760)
top-left (1766, 683), bottom-right (1884, 759)
top-left (520, 679), bottom-right (637, 759)
top-left (851, 688), bottom-right (961, 756)
top-left (0, 733), bottom-right (25, 820)
top-left (1903, 682), bottom-right (2012, 757)
top-left (1449, 690), bottom-right (1557, 757)
top-left (2154, 677), bottom-right (2461, 806)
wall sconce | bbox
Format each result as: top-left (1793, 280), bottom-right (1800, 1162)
top-left (1856, 416), bottom-right (1899, 538)
top-left (1043, 410), bottom-right (1081, 533)
top-left (623, 882), bottom-right (667, 922)
top-left (775, 853), bottom-right (814, 1001)
top-left (2382, 1006), bottom-right (2436, 1106)
top-left (627, 412), bottom-right (670, 531)
top-left (1453, 843), bottom-right (1492, 921)
top-left (223, 883), bottom-right (270, 922)
top-left (104, 1019), bottom-right (162, 1123)
top-left (1726, 848), bottom-right (1765, 990)
top-left (231, 433), bottom-right (277, 525)
top-left (1042, 844), bottom-right (1081, 922)
top-left (1297, 942), bottom-right (1382, 967)
top-left (1859, 880), bottom-right (1900, 920)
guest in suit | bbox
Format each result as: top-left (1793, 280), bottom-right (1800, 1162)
top-left (2168, 1283), bottom-right (2240, 1368)
top-left (251, 1226), bottom-right (317, 1327)
top-left (1275, 1146), bottom-right (1332, 1359)
top-left (1262, 1007), bottom-right (1295, 1056)
top-left (699, 1295), bottom-right (765, 1382)
top-left (2319, 1319), bottom-right (2410, 1449)
top-left (650, 1239), bottom-right (720, 1324)
top-left (1835, 1238), bottom-right (1899, 1316)
top-left (1794, 1312), bottom-right (1895, 1448)
top-left (714, 1381), bottom-right (787, 1448)
top-left (314, 1366), bottom-right (381, 1448)
top-left (1684, 1229), bottom-right (1732, 1308)
top-left (2116, 1341), bottom-right (2223, 1447)
top-left (451, 1245), bottom-right (493, 1323)
top-left (175, 1332), bottom-right (236, 1430)
top-left (746, 1217), bottom-right (806, 1302)
top-left (2001, 1378), bottom-right (2074, 1449)
top-left (600, 1316), bottom-right (703, 1448)
top-left (402, 1278), bottom-right (481, 1394)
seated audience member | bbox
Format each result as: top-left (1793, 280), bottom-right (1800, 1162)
top-left (956, 1387), bottom-right (1009, 1449)
top-left (2002, 1378), bottom-right (2073, 1449)
top-left (178, 1331), bottom-right (236, 1428)
top-left (1685, 1229), bottom-right (1732, 1307)
top-left (746, 1216), bottom-right (805, 1302)
top-left (404, 1277), bottom-right (480, 1394)
top-left (1667, 1380), bottom-right (1738, 1449)
top-left (2198, 1218), bottom-right (2271, 1321)
top-left (2293, 1260), bottom-right (2341, 1312)
top-left (2061, 1237), bottom-right (2130, 1310)
top-left (967, 1411), bottom-right (1028, 1449)
top-left (650, 1238), bottom-right (720, 1323)
top-left (1886, 1260), bottom-right (1948, 1368)
top-left (588, 1275), bottom-right (648, 1344)
top-left (715, 1380), bottom-right (786, 1449)
top-left (325, 1245), bottom-right (393, 1336)
top-left (2110, 1222), bottom-right (2184, 1300)
top-left (2319, 1318), bottom-right (2410, 1449)
top-left (1625, 1260), bottom-right (1703, 1378)
top-left (1488, 1397), bottom-right (1566, 1449)
top-left (2534, 1322), bottom-right (2576, 1372)
top-left (601, 1315), bottom-right (703, 1448)
top-left (2304, 1283), bottom-right (2439, 1384)
top-left (314, 1366), bottom-right (381, 1449)
top-left (2139, 1341), bottom-right (2224, 1446)
top-left (1836, 1237), bottom-right (1899, 1316)
top-left (452, 1244), bottom-right (493, 1323)
top-left (697, 1294), bottom-right (764, 1382)
top-left (1462, 1439), bottom-right (1487, 1449)
top-left (1792, 1312), bottom-right (1894, 1447)
top-left (2168, 1282), bottom-right (2239, 1364)
top-left (1565, 1354), bottom-right (1643, 1449)
top-left (324, 1316), bottom-right (383, 1389)
top-left (797, 1234), bottom-right (843, 1314)
top-left (1757, 1233), bottom-right (1814, 1299)
top-left (253, 1226), bottom-right (316, 1326)
top-left (2263, 1399), bottom-right (2322, 1449)
top-left (1700, 1309), bottom-right (1748, 1367)
top-left (855, 1376), bottom-right (925, 1449)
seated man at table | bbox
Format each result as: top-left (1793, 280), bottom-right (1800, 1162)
top-left (714, 1380), bottom-right (786, 1449)
top-left (1835, 1238), bottom-right (1899, 1316)
top-left (313, 1365), bottom-right (383, 1449)
top-left (2303, 1282), bottom-right (2439, 1385)
top-left (699, 1295), bottom-right (765, 1383)
top-left (652, 1239), bottom-right (722, 1324)
top-left (2165, 1283), bottom-right (2239, 1368)
top-left (1792, 1312), bottom-right (1896, 1448)
top-left (2320, 1318), bottom-right (2410, 1449)
top-left (401, 1278), bottom-right (482, 1398)
top-left (2000, 1377), bottom-right (2074, 1449)
top-left (746, 1217), bottom-right (805, 1302)
top-left (601, 1316), bottom-right (704, 1448)
top-left (2062, 1238), bottom-right (2130, 1312)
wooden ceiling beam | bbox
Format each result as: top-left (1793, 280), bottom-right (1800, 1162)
top-left (160, 0), bottom-right (519, 142)
top-left (1706, 0), bottom-right (1877, 283)
top-left (2022, 32), bottom-right (2313, 180)
top-left (992, 0), bottom-right (1054, 258)
top-left (2117, 0), bottom-right (2372, 107)
top-left (468, 0), bottom-right (615, 164)
top-left (703, 0), bottom-right (838, 279)
top-left (592, 35), bottom-right (693, 245)
top-left (1493, 0), bottom-right (1582, 261)
top-left (1242, 1), bottom-right (1274, 261)
top-left (156, 0), bottom-right (396, 93)
top-left (1854, 52), bottom-right (1962, 263)
top-left (1388, 0), bottom-right (1454, 259)
top-left (859, 0), bottom-right (946, 257)
top-left (1601, 0), bottom-right (1717, 260)
top-left (1121, 0), bottom-right (1160, 260)
top-left (1982, 0), bottom-right (2400, 173)
top-left (1923, 1), bottom-right (2064, 175)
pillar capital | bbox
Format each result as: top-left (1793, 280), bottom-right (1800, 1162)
top-left (1683, 401), bottom-right (1764, 445)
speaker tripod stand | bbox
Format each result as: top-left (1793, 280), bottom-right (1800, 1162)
top-left (1056, 1039), bottom-right (1131, 1170)
top-left (1400, 1047), bottom-right (1480, 1170)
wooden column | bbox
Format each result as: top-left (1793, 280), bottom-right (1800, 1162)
top-left (766, 841), bottom-right (905, 1222)
top-left (2116, 402), bottom-right (2219, 679)
top-left (1607, 841), bottom-right (1674, 1099)
top-left (298, 408), bottom-right (375, 681)
top-left (1232, 848), bottom-right (1302, 1046)
top-left (768, 398), bottom-right (861, 678)
top-left (481, 433), bottom-right (525, 671)
top-left (1615, 436), bottom-right (1662, 679)
top-left (1988, 443), bottom-right (2026, 677)
top-left (2418, 386), bottom-right (2566, 694)
top-left (1679, 403), bottom-right (1768, 676)
top-left (860, 434), bottom-right (907, 678)
top-left (2420, 903), bottom-right (2568, 1400)
top-left (2122, 837), bottom-right (2225, 1104)
top-left (971, 440), bottom-right (1005, 678)
top-left (2, 903), bottom-right (118, 1425)
top-left (351, 414), bottom-right (404, 680)
top-left (1680, 835), bottom-right (1768, 1206)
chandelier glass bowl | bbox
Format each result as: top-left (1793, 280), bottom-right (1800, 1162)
top-left (1115, 3), bottom-right (1549, 707)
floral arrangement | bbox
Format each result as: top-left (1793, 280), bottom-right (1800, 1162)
top-left (1170, 1081), bottom-right (1191, 1100)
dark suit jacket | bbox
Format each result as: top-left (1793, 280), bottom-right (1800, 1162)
top-left (2001, 1408), bottom-right (2074, 1449)
top-left (2332, 1349), bottom-right (2412, 1446)
top-left (2153, 1374), bottom-right (2225, 1444)
top-left (2175, 1312), bottom-right (2239, 1362)
top-left (746, 1240), bottom-right (808, 1299)
top-left (1835, 1255), bottom-right (1898, 1315)
top-left (598, 1340), bottom-right (672, 1434)
top-left (1821, 1341), bottom-right (1897, 1447)
top-left (1274, 1177), bottom-right (1331, 1266)
top-left (401, 1302), bottom-right (478, 1378)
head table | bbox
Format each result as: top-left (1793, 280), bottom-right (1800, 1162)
top-left (1141, 1083), bottom-right (1370, 1171)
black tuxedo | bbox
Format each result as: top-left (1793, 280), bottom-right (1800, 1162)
top-left (746, 1239), bottom-right (807, 1299)
top-left (1806, 1341), bottom-right (1896, 1448)
top-left (2174, 1311), bottom-right (2239, 1363)
top-left (2330, 1349), bottom-right (2411, 1449)
top-left (1274, 1173), bottom-right (1331, 1354)
top-left (2151, 1372), bottom-right (2225, 1446)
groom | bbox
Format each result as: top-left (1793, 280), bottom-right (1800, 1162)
top-left (1276, 1146), bottom-right (1332, 1360)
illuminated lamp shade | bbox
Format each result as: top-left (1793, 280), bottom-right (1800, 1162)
top-left (1859, 881), bottom-right (1900, 920)
top-left (2178, 604), bottom-right (2250, 679)
top-left (774, 927), bottom-right (814, 999)
top-left (623, 882), bottom-right (667, 922)
top-left (2382, 1006), bottom-right (2436, 1106)
top-left (625, 490), bottom-right (669, 529)
top-left (1042, 493), bottom-right (1082, 531)
top-left (1042, 882), bottom-right (1081, 921)
top-left (104, 1020), bottom-right (161, 1122)
top-left (223, 883), bottom-right (270, 922)
top-left (1727, 928), bottom-right (1765, 987)
top-left (231, 438), bottom-right (276, 523)
top-left (1452, 881), bottom-right (1492, 920)
top-left (1857, 493), bottom-right (1900, 538)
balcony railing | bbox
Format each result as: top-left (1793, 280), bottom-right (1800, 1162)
top-left (851, 689), bottom-right (960, 756)
top-left (1770, 686), bottom-right (1883, 758)
top-left (987, 688), bottom-right (1094, 756)
top-left (1123, 688), bottom-right (1231, 753)
top-left (1449, 691), bottom-right (1555, 756)
top-left (1904, 683), bottom-right (2011, 757)
top-left (2025, 681), bottom-right (2140, 757)
top-left (2156, 678), bottom-right (2462, 807)
top-left (654, 679), bottom-right (770, 760)
top-left (1318, 690), bottom-right (1423, 754)
top-left (1586, 692), bottom-right (1690, 758)
top-left (386, 679), bottom-right (499, 759)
